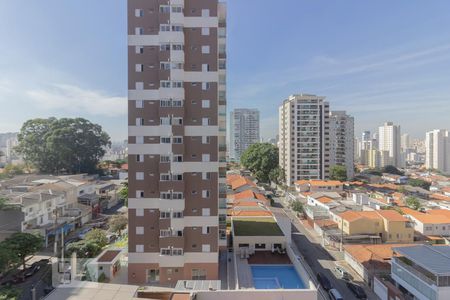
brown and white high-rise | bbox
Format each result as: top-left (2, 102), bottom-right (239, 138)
top-left (127, 0), bottom-right (227, 284)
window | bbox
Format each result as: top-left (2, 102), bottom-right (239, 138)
top-left (192, 269), bottom-right (207, 280)
top-left (160, 155), bottom-right (170, 163)
top-left (171, 25), bottom-right (183, 32)
top-left (160, 192), bottom-right (171, 199)
top-left (136, 172), bottom-right (144, 180)
top-left (161, 137), bottom-right (171, 144)
top-left (202, 100), bottom-right (210, 108)
top-left (202, 244), bottom-right (211, 252)
top-left (173, 155), bottom-right (183, 162)
top-left (160, 43), bottom-right (170, 51)
top-left (202, 154), bottom-right (210, 162)
top-left (201, 9), bottom-right (210, 17)
top-left (135, 27), bottom-right (144, 35)
top-left (201, 27), bottom-right (210, 36)
top-left (172, 44), bottom-right (183, 51)
top-left (135, 9), bottom-right (144, 17)
top-left (202, 208), bottom-right (210, 216)
top-left (171, 6), bottom-right (183, 13)
top-left (136, 118), bottom-right (144, 126)
top-left (173, 174), bottom-right (183, 181)
top-left (161, 248), bottom-right (171, 255)
top-left (202, 64), bottom-right (209, 72)
top-left (202, 190), bottom-right (210, 198)
top-left (136, 227), bottom-right (144, 235)
top-left (160, 174), bottom-right (170, 181)
top-left (202, 226), bottom-right (210, 234)
top-left (136, 245), bottom-right (144, 253)
top-left (159, 5), bottom-right (170, 13)
top-left (160, 62), bottom-right (171, 70)
top-left (136, 208), bottom-right (144, 216)
top-left (160, 117), bottom-right (170, 125)
top-left (173, 211), bottom-right (183, 218)
top-left (135, 64), bottom-right (143, 72)
top-left (172, 81), bottom-right (183, 88)
top-left (202, 136), bottom-right (210, 144)
top-left (202, 118), bottom-right (210, 126)
top-left (173, 136), bottom-right (183, 144)
top-left (135, 46), bottom-right (144, 54)
top-left (201, 45), bottom-right (210, 54)
top-left (255, 243), bottom-right (266, 249)
top-left (135, 82), bottom-right (144, 90)
top-left (136, 154), bottom-right (144, 162)
top-left (161, 81), bottom-right (171, 88)
top-left (202, 172), bottom-right (211, 180)
top-left (173, 100), bottom-right (183, 107)
top-left (160, 212), bottom-right (171, 219)
top-left (146, 269), bottom-right (159, 283)
top-left (160, 24), bottom-right (171, 32)
top-left (135, 100), bottom-right (144, 108)
top-left (202, 82), bottom-right (210, 90)
top-left (173, 117), bottom-right (183, 125)
top-left (173, 248), bottom-right (183, 256)
top-left (172, 192), bottom-right (183, 199)
top-left (136, 190), bottom-right (144, 198)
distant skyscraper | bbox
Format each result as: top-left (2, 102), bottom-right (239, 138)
top-left (362, 131), bottom-right (371, 142)
top-left (425, 129), bottom-right (450, 174)
top-left (378, 122), bottom-right (402, 167)
top-left (230, 109), bottom-right (259, 161)
top-left (279, 94), bottom-right (330, 186)
top-left (330, 111), bottom-right (355, 179)
top-left (401, 133), bottom-right (411, 151)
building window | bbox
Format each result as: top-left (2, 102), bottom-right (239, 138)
top-left (160, 212), bottom-right (170, 219)
top-left (192, 269), bottom-right (207, 280)
top-left (135, 100), bottom-right (144, 108)
top-left (202, 82), bottom-right (211, 90)
top-left (135, 46), bottom-right (144, 54)
top-left (160, 174), bottom-right (170, 181)
top-left (135, 64), bottom-right (143, 72)
top-left (201, 27), bottom-right (210, 36)
top-left (160, 24), bottom-right (171, 32)
top-left (202, 136), bottom-right (211, 144)
top-left (202, 244), bottom-right (211, 252)
top-left (136, 208), bottom-right (144, 216)
top-left (146, 269), bottom-right (159, 283)
top-left (136, 245), bottom-right (144, 253)
top-left (160, 137), bottom-right (171, 144)
top-left (173, 137), bottom-right (183, 144)
top-left (202, 208), bottom-right (210, 216)
top-left (136, 154), bottom-right (144, 162)
top-left (202, 154), bottom-right (210, 162)
top-left (160, 155), bottom-right (170, 163)
top-left (135, 27), bottom-right (144, 35)
top-left (202, 118), bottom-right (210, 126)
top-left (202, 226), bottom-right (210, 234)
top-left (255, 243), bottom-right (266, 249)
top-left (202, 172), bottom-right (211, 180)
top-left (136, 191), bottom-right (144, 198)
top-left (161, 248), bottom-right (171, 255)
top-left (173, 155), bottom-right (183, 162)
top-left (202, 100), bottom-right (210, 108)
top-left (173, 211), bottom-right (183, 219)
top-left (135, 82), bottom-right (144, 90)
top-left (136, 118), bottom-right (144, 126)
top-left (159, 5), bottom-right (170, 13)
top-left (173, 174), bottom-right (183, 181)
top-left (136, 227), bottom-right (144, 235)
top-left (136, 172), bottom-right (144, 180)
top-left (160, 117), bottom-right (171, 125)
top-left (201, 9), bottom-right (210, 17)
top-left (135, 9), bottom-right (144, 17)
top-left (201, 45), bottom-right (210, 54)
top-left (136, 136), bottom-right (144, 144)
top-left (171, 6), bottom-right (183, 13)
top-left (202, 190), bottom-right (210, 198)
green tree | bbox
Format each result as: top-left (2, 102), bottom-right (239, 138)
top-left (240, 143), bottom-right (279, 183)
top-left (108, 214), bottom-right (128, 236)
top-left (291, 201), bottom-right (304, 213)
top-left (405, 196), bottom-right (421, 210)
top-left (408, 178), bottom-right (431, 190)
top-left (3, 164), bottom-right (25, 176)
top-left (66, 241), bottom-right (102, 258)
top-left (268, 167), bottom-right (285, 185)
top-left (0, 287), bottom-right (21, 300)
top-left (85, 229), bottom-right (108, 248)
top-left (16, 118), bottom-right (111, 174)
top-left (118, 181), bottom-right (129, 207)
top-left (330, 165), bottom-right (347, 181)
top-left (1, 233), bottom-right (42, 272)
top-left (382, 165), bottom-right (404, 175)
top-left (0, 247), bottom-right (19, 275)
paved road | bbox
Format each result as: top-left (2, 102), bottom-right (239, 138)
top-left (272, 196), bottom-right (377, 300)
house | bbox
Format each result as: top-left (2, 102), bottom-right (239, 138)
top-left (86, 249), bottom-right (124, 282)
top-left (228, 176), bottom-right (257, 193)
top-left (392, 245), bottom-right (450, 300)
top-left (382, 173), bottom-right (408, 184)
top-left (337, 210), bottom-right (414, 243)
top-left (402, 207), bottom-right (450, 237)
top-left (294, 180), bottom-right (343, 193)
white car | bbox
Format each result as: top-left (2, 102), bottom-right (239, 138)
top-left (334, 265), bottom-right (351, 280)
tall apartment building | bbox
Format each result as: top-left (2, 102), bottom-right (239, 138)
top-left (329, 111), bottom-right (354, 179)
top-left (425, 129), bottom-right (450, 174)
top-left (279, 94), bottom-right (331, 186)
top-left (378, 122), bottom-right (402, 167)
top-left (230, 108), bottom-right (260, 161)
top-left (127, 0), bottom-right (227, 284)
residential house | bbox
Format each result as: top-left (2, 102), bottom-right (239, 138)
top-left (295, 180), bottom-right (343, 193)
top-left (402, 207), bottom-right (450, 237)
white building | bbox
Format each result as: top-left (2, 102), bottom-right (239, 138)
top-left (425, 129), bottom-right (450, 174)
top-left (378, 122), bottom-right (402, 167)
top-left (230, 108), bottom-right (260, 161)
top-left (330, 111), bottom-right (354, 179)
top-left (279, 94), bottom-right (331, 186)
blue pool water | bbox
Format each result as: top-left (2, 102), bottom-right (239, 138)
top-left (250, 265), bottom-right (306, 289)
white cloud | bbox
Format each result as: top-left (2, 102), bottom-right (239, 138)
top-left (26, 84), bottom-right (127, 117)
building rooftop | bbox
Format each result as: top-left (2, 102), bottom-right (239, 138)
top-left (97, 250), bottom-right (121, 263)
top-left (232, 217), bottom-right (284, 236)
top-left (394, 245), bottom-right (450, 276)
top-left (402, 207), bottom-right (450, 224)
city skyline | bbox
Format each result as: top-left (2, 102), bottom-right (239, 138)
top-left (2, 1), bottom-right (450, 141)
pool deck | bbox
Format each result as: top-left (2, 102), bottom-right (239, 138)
top-left (247, 251), bottom-right (291, 264)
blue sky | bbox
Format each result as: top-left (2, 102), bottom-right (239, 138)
top-left (1, 1), bottom-right (450, 141)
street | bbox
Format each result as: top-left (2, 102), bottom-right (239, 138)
top-left (272, 195), bottom-right (378, 300)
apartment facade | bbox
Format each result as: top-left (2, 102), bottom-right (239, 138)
top-left (230, 108), bottom-right (260, 162)
top-left (425, 129), bottom-right (450, 174)
top-left (329, 111), bottom-right (354, 179)
top-left (279, 94), bottom-right (331, 186)
top-left (378, 122), bottom-right (402, 168)
top-left (127, 0), bottom-right (227, 284)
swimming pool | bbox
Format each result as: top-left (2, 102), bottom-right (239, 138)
top-left (250, 265), bottom-right (306, 289)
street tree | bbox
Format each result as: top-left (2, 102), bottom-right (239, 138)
top-left (2, 233), bottom-right (43, 271)
top-left (66, 241), bottom-right (102, 258)
top-left (118, 181), bottom-right (129, 207)
top-left (85, 229), bottom-right (108, 248)
top-left (108, 214), bottom-right (128, 236)
top-left (405, 196), bottom-right (422, 210)
top-left (330, 165), bottom-right (347, 181)
top-left (16, 117), bottom-right (111, 174)
top-left (291, 201), bottom-right (304, 213)
top-left (0, 246), bottom-right (18, 274)
top-left (240, 143), bottom-right (279, 183)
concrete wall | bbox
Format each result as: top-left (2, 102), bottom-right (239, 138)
top-left (195, 289), bottom-right (317, 300)
top-left (233, 235), bottom-right (286, 253)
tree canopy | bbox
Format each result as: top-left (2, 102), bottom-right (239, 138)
top-left (240, 143), bottom-right (280, 183)
top-left (405, 196), bottom-right (422, 210)
top-left (382, 165), bottom-right (404, 175)
top-left (108, 214), bottom-right (128, 236)
top-left (66, 241), bottom-right (102, 258)
top-left (330, 165), bottom-right (347, 181)
top-left (84, 229), bottom-right (108, 248)
top-left (1, 233), bottom-right (43, 271)
top-left (408, 178), bottom-right (431, 190)
top-left (16, 117), bottom-right (111, 174)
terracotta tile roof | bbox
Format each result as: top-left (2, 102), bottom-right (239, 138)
top-left (234, 201), bottom-right (260, 207)
top-left (309, 180), bottom-right (343, 187)
top-left (402, 207), bottom-right (450, 224)
top-left (315, 219), bottom-right (338, 228)
top-left (295, 180), bottom-right (310, 185)
top-left (255, 193), bottom-right (269, 202)
top-left (369, 183), bottom-right (399, 190)
top-left (231, 177), bottom-right (256, 190)
top-left (233, 189), bottom-right (255, 200)
top-left (316, 196), bottom-right (334, 204)
top-left (230, 210), bottom-right (273, 217)
top-left (339, 211), bottom-right (365, 222)
top-left (226, 174), bottom-right (242, 185)
top-left (340, 210), bottom-right (407, 223)
top-left (120, 164), bottom-right (128, 171)
top-left (428, 209), bottom-right (450, 218)
top-left (97, 250), bottom-right (121, 262)
top-left (344, 244), bottom-right (414, 265)
top-left (442, 187), bottom-right (450, 193)
top-left (376, 210), bottom-right (409, 222)
top-left (430, 193), bottom-right (450, 202)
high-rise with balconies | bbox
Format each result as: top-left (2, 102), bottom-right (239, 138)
top-left (378, 122), bottom-right (402, 167)
top-left (127, 0), bottom-right (227, 284)
top-left (230, 108), bottom-right (260, 161)
top-left (279, 94), bottom-right (331, 186)
top-left (329, 111), bottom-right (354, 179)
top-left (425, 129), bottom-right (450, 174)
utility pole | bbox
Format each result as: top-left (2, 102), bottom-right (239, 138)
top-left (53, 209), bottom-right (58, 256)
top-left (340, 217), bottom-right (344, 252)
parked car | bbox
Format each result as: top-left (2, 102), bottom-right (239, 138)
top-left (346, 282), bottom-right (368, 299)
top-left (335, 265), bottom-right (351, 280)
top-left (78, 227), bottom-right (93, 239)
top-left (24, 263), bottom-right (41, 278)
top-left (328, 288), bottom-right (344, 300)
top-left (316, 272), bottom-right (332, 291)
top-left (106, 233), bottom-right (117, 243)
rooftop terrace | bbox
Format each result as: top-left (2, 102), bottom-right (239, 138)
top-left (233, 217), bottom-right (284, 236)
